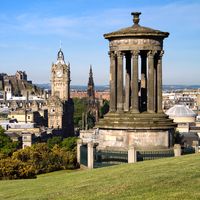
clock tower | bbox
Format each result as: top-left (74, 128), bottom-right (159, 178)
top-left (48, 49), bottom-right (74, 136)
top-left (51, 49), bottom-right (70, 100)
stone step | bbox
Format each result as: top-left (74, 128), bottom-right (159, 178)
top-left (98, 118), bottom-right (174, 123)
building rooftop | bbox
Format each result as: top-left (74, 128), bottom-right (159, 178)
top-left (166, 105), bottom-right (196, 117)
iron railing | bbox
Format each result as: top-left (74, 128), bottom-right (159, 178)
top-left (94, 149), bottom-right (128, 168)
top-left (80, 145), bottom-right (88, 166)
top-left (137, 149), bottom-right (174, 161)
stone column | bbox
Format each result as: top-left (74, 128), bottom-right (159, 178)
top-left (77, 139), bottom-right (83, 164)
top-left (85, 112), bottom-right (88, 130)
top-left (140, 52), bottom-right (147, 112)
top-left (157, 51), bottom-right (164, 113)
top-left (109, 51), bottom-right (117, 112)
top-left (3, 91), bottom-right (7, 102)
top-left (87, 141), bottom-right (94, 169)
top-left (192, 141), bottom-right (199, 153)
top-left (174, 144), bottom-right (181, 157)
top-left (147, 50), bottom-right (156, 113)
top-left (124, 53), bottom-right (131, 111)
top-left (117, 51), bottom-right (124, 112)
top-left (128, 145), bottom-right (137, 163)
top-left (131, 50), bottom-right (139, 113)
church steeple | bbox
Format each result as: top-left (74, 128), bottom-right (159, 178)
top-left (87, 65), bottom-right (95, 100)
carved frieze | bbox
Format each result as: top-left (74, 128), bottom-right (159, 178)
top-left (109, 38), bottom-right (162, 51)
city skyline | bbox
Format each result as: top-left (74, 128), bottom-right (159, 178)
top-left (0, 0), bottom-right (199, 85)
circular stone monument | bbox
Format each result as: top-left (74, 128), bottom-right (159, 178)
top-left (96, 12), bottom-right (176, 150)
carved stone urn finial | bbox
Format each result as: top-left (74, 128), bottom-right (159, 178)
top-left (131, 12), bottom-right (141, 26)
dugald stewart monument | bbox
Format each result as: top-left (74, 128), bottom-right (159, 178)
top-left (80, 12), bottom-right (176, 152)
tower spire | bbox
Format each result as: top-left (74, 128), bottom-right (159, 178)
top-left (87, 65), bottom-right (95, 100)
top-left (57, 47), bottom-right (65, 64)
top-left (88, 65), bottom-right (94, 86)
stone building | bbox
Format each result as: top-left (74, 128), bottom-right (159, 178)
top-left (0, 71), bottom-right (42, 99)
top-left (166, 104), bottom-right (200, 148)
top-left (0, 73), bottom-right (6, 91)
top-left (15, 71), bottom-right (27, 81)
top-left (166, 105), bottom-right (196, 133)
top-left (177, 96), bottom-right (195, 109)
top-left (48, 49), bottom-right (74, 136)
top-left (81, 12), bottom-right (176, 151)
top-left (4, 79), bottom-right (12, 100)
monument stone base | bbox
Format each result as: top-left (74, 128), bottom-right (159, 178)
top-left (97, 129), bottom-right (173, 151)
top-left (95, 111), bottom-right (176, 151)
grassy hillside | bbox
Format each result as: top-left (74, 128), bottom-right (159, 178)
top-left (0, 154), bottom-right (200, 200)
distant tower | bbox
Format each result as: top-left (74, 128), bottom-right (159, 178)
top-left (87, 65), bottom-right (95, 101)
top-left (51, 49), bottom-right (70, 101)
top-left (48, 48), bottom-right (74, 136)
top-left (4, 79), bottom-right (12, 100)
top-left (85, 65), bottom-right (99, 127)
top-left (16, 71), bottom-right (27, 81)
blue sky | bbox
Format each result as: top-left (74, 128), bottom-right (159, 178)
top-left (0, 0), bottom-right (199, 85)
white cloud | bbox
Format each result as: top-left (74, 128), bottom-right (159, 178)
top-left (1, 2), bottom-right (199, 37)
top-left (0, 1), bottom-right (199, 84)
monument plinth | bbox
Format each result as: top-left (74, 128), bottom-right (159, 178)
top-left (95, 12), bottom-right (176, 150)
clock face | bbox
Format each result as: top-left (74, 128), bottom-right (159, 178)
top-left (56, 70), bottom-right (63, 78)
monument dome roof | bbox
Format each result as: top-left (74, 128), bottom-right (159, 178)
top-left (166, 105), bottom-right (196, 117)
top-left (56, 48), bottom-right (65, 64)
top-left (104, 12), bottom-right (169, 40)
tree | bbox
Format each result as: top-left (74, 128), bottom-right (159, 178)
top-left (0, 158), bottom-right (36, 180)
top-left (47, 136), bottom-right (62, 148)
top-left (0, 141), bottom-right (78, 180)
top-left (99, 100), bottom-right (109, 118)
top-left (0, 126), bottom-right (19, 156)
top-left (87, 112), bottom-right (95, 129)
top-left (61, 137), bottom-right (77, 151)
top-left (174, 130), bottom-right (182, 144)
top-left (73, 98), bottom-right (87, 128)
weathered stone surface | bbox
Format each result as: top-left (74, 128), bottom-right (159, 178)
top-left (48, 49), bottom-right (74, 136)
top-left (96, 112), bottom-right (176, 130)
top-left (95, 12), bottom-right (176, 150)
top-left (97, 129), bottom-right (173, 150)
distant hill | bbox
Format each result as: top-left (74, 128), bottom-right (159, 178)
top-left (36, 83), bottom-right (109, 91)
top-left (0, 154), bottom-right (199, 200)
top-left (37, 83), bottom-right (200, 91)
top-left (163, 85), bottom-right (200, 91)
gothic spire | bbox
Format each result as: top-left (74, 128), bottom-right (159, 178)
top-left (87, 65), bottom-right (95, 99)
top-left (88, 65), bottom-right (94, 86)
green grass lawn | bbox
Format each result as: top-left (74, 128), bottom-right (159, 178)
top-left (0, 154), bottom-right (200, 200)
